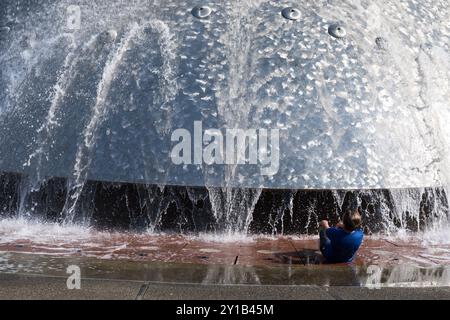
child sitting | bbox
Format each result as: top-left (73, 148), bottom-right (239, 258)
top-left (319, 208), bottom-right (364, 263)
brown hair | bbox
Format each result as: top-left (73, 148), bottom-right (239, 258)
top-left (343, 208), bottom-right (362, 231)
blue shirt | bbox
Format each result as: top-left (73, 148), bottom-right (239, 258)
top-left (323, 227), bottom-right (364, 263)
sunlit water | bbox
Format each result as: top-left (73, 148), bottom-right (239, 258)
top-left (0, 0), bottom-right (449, 237)
top-left (1, 217), bottom-right (450, 291)
top-left (0, 217), bottom-right (448, 247)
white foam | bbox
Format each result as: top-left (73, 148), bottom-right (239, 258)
top-left (421, 225), bottom-right (450, 246)
top-left (0, 217), bottom-right (94, 245)
top-left (191, 232), bottom-right (256, 244)
top-left (0, 218), bottom-right (448, 248)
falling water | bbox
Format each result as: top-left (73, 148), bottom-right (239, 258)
top-left (207, 187), bottom-right (262, 235)
top-left (24, 33), bottom-right (111, 178)
top-left (389, 188), bottom-right (423, 232)
top-left (0, 0), bottom-right (449, 239)
top-left (63, 23), bottom-right (144, 222)
top-left (204, 1), bottom-right (268, 235)
top-left (63, 20), bottom-right (179, 224)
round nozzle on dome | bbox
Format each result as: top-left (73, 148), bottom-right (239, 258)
top-left (328, 24), bottom-right (347, 38)
top-left (192, 6), bottom-right (212, 19)
top-left (282, 7), bottom-right (301, 21)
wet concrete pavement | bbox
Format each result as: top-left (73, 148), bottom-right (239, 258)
top-left (1, 270), bottom-right (450, 300)
top-left (0, 232), bottom-right (449, 299)
top-left (1, 233), bottom-right (449, 267)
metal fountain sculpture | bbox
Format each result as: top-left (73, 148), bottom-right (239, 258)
top-left (0, 0), bottom-right (449, 235)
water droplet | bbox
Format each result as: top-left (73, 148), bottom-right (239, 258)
top-left (282, 7), bottom-right (301, 21)
top-left (0, 26), bottom-right (10, 33)
top-left (107, 30), bottom-right (118, 41)
top-left (192, 6), bottom-right (212, 19)
top-left (98, 30), bottom-right (117, 43)
top-left (199, 248), bottom-right (221, 253)
top-left (375, 37), bottom-right (388, 50)
top-left (257, 250), bottom-right (276, 255)
top-left (328, 24), bottom-right (347, 38)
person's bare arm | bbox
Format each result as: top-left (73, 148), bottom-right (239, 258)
top-left (336, 221), bottom-right (344, 229)
top-left (319, 220), bottom-right (330, 230)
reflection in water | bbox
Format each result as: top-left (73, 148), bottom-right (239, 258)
top-left (362, 264), bottom-right (450, 288)
top-left (2, 252), bottom-right (449, 288)
top-left (202, 265), bottom-right (261, 285)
